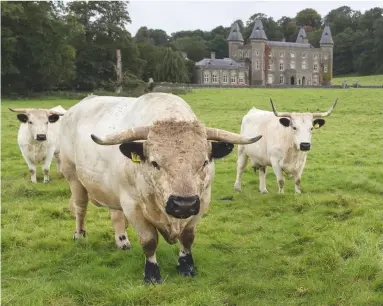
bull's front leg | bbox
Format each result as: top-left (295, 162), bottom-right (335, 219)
top-left (271, 159), bottom-right (284, 193)
top-left (121, 198), bottom-right (162, 284)
top-left (109, 209), bottom-right (132, 250)
top-left (20, 145), bottom-right (37, 183)
top-left (178, 225), bottom-right (197, 277)
top-left (42, 147), bottom-right (55, 183)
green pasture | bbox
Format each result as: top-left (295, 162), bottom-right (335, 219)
top-left (1, 88), bottom-right (382, 305)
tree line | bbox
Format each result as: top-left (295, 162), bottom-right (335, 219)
top-left (1, 1), bottom-right (382, 95)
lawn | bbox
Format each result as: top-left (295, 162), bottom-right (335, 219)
top-left (332, 74), bottom-right (383, 86)
top-left (1, 88), bottom-right (383, 306)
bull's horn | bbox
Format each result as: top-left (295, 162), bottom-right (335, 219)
top-left (91, 126), bottom-right (150, 145)
top-left (9, 108), bottom-right (32, 113)
top-left (206, 128), bottom-right (262, 144)
top-left (270, 99), bottom-right (292, 118)
top-left (312, 98), bottom-right (338, 118)
top-left (49, 110), bottom-right (65, 116)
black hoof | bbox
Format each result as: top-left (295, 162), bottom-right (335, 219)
top-left (252, 166), bottom-right (258, 173)
top-left (144, 260), bottom-right (162, 284)
top-left (177, 253), bottom-right (197, 277)
top-left (73, 229), bottom-right (86, 240)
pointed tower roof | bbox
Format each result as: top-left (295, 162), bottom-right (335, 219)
top-left (296, 26), bottom-right (307, 43)
top-left (320, 25), bottom-right (334, 45)
top-left (227, 22), bottom-right (244, 42)
top-left (250, 19), bottom-right (267, 41)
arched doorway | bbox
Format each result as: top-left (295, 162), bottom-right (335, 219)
top-left (290, 76), bottom-right (295, 85)
top-left (302, 76), bottom-right (306, 86)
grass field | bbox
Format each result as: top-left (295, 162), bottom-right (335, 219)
top-left (2, 88), bottom-right (383, 305)
top-left (332, 74), bottom-right (383, 86)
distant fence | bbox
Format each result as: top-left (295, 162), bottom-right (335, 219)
top-left (153, 83), bottom-right (383, 90)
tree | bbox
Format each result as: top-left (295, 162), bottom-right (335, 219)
top-left (155, 48), bottom-right (189, 83)
top-left (172, 36), bottom-right (207, 62)
top-left (295, 8), bottom-right (322, 29)
top-left (277, 16), bottom-right (299, 42)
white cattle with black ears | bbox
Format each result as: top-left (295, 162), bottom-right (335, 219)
top-left (234, 98), bottom-right (338, 194)
top-left (9, 106), bottom-right (66, 183)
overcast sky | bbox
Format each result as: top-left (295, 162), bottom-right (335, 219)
top-left (127, 0), bottom-right (382, 36)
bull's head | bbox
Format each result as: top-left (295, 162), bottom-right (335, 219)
top-left (91, 120), bottom-right (261, 219)
top-left (270, 98), bottom-right (338, 151)
top-left (9, 108), bottom-right (65, 142)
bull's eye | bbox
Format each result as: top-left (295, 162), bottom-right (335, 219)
top-left (293, 127), bottom-right (297, 130)
top-left (310, 127), bottom-right (313, 131)
top-left (28, 121), bottom-right (32, 125)
top-left (151, 161), bottom-right (160, 170)
top-left (203, 160), bottom-right (209, 168)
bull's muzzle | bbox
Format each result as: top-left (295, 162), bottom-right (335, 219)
top-left (165, 195), bottom-right (200, 219)
top-left (300, 142), bottom-right (311, 151)
top-left (36, 134), bottom-right (47, 142)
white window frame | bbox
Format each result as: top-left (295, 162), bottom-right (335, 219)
top-left (324, 65), bottom-right (328, 73)
top-left (302, 52), bottom-right (307, 59)
top-left (230, 73), bottom-right (237, 84)
top-left (255, 61), bottom-right (260, 70)
top-left (313, 53), bottom-right (319, 60)
top-left (238, 72), bottom-right (245, 84)
top-left (212, 72), bottom-right (218, 83)
top-left (290, 52), bottom-right (295, 58)
top-left (223, 74), bottom-right (228, 83)
top-left (324, 53), bottom-right (328, 60)
top-left (290, 61), bottom-right (296, 69)
top-left (280, 51), bottom-right (285, 58)
top-left (267, 74), bottom-right (273, 84)
top-left (255, 50), bottom-right (260, 56)
top-left (204, 72), bottom-right (210, 83)
top-left (313, 64), bottom-right (318, 72)
top-left (279, 62), bottom-right (284, 71)
top-left (302, 61), bottom-right (307, 70)
top-left (279, 75), bottom-right (284, 84)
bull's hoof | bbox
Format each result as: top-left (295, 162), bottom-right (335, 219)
top-left (30, 179), bottom-right (37, 184)
top-left (144, 260), bottom-right (162, 284)
top-left (234, 183), bottom-right (241, 192)
top-left (260, 189), bottom-right (268, 194)
top-left (116, 235), bottom-right (132, 250)
top-left (43, 178), bottom-right (50, 184)
top-left (73, 229), bottom-right (86, 240)
top-left (177, 253), bottom-right (197, 277)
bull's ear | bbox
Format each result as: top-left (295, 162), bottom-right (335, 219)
top-left (119, 142), bottom-right (145, 162)
top-left (210, 142), bottom-right (234, 159)
top-left (279, 118), bottom-right (290, 127)
top-left (17, 114), bottom-right (28, 123)
top-left (313, 119), bottom-right (325, 129)
top-left (48, 114), bottom-right (60, 123)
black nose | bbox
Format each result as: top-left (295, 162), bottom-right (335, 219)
top-left (300, 142), bottom-right (311, 151)
top-left (36, 134), bottom-right (47, 141)
top-left (165, 195), bottom-right (200, 219)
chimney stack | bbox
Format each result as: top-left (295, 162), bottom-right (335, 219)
top-left (210, 52), bottom-right (215, 59)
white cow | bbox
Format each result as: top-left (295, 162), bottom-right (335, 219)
top-left (59, 93), bottom-right (261, 283)
top-left (9, 106), bottom-right (66, 183)
top-left (234, 99), bottom-right (338, 194)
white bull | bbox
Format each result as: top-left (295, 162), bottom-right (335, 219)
top-left (9, 105), bottom-right (66, 183)
top-left (234, 98), bottom-right (338, 194)
top-left (59, 93), bottom-right (261, 283)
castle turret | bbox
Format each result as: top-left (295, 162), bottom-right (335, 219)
top-left (250, 19), bottom-right (268, 85)
top-left (319, 25), bottom-right (334, 83)
top-left (296, 26), bottom-right (308, 44)
top-left (227, 22), bottom-right (244, 59)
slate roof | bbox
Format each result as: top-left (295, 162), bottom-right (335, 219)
top-left (296, 27), bottom-right (308, 43)
top-left (227, 22), bottom-right (244, 42)
top-left (250, 19), bottom-right (267, 40)
top-left (320, 25), bottom-right (334, 44)
top-left (195, 58), bottom-right (243, 69)
top-left (267, 41), bottom-right (313, 48)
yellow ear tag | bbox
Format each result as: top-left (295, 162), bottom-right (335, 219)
top-left (314, 123), bottom-right (320, 129)
top-left (131, 152), bottom-right (141, 164)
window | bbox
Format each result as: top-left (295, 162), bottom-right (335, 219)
top-left (267, 74), bottom-right (273, 84)
top-left (324, 53), bottom-right (328, 60)
top-left (298, 78), bottom-right (301, 85)
top-left (302, 52), bottom-right (307, 59)
top-left (245, 51), bottom-right (249, 58)
top-left (239, 50), bottom-right (243, 58)
top-left (324, 65), bottom-right (328, 73)
top-left (313, 53), bottom-right (319, 60)
top-left (203, 72), bottom-right (210, 83)
top-left (255, 50), bottom-right (260, 56)
top-left (268, 52), bottom-right (272, 58)
top-left (302, 61), bottom-right (307, 69)
top-left (313, 75), bottom-right (318, 85)
top-left (279, 62), bottom-right (284, 71)
top-left (238, 72), bottom-right (245, 84)
top-left (268, 64), bottom-right (273, 71)
top-left (280, 51), bottom-right (285, 58)
top-left (290, 61), bottom-right (296, 69)
top-left (212, 72), bottom-right (218, 83)
top-left (223, 74), bottom-right (228, 83)
top-left (256, 61), bottom-right (260, 70)
top-left (279, 75), bottom-right (284, 84)
top-left (231, 73), bottom-right (237, 84)
top-left (313, 64), bottom-right (318, 72)
top-left (290, 52), bottom-right (295, 58)
top-left (308, 77), bottom-right (311, 85)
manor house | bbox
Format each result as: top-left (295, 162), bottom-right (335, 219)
top-left (195, 19), bottom-right (334, 86)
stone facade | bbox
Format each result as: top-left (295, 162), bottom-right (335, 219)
top-left (196, 19), bottom-right (334, 86)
